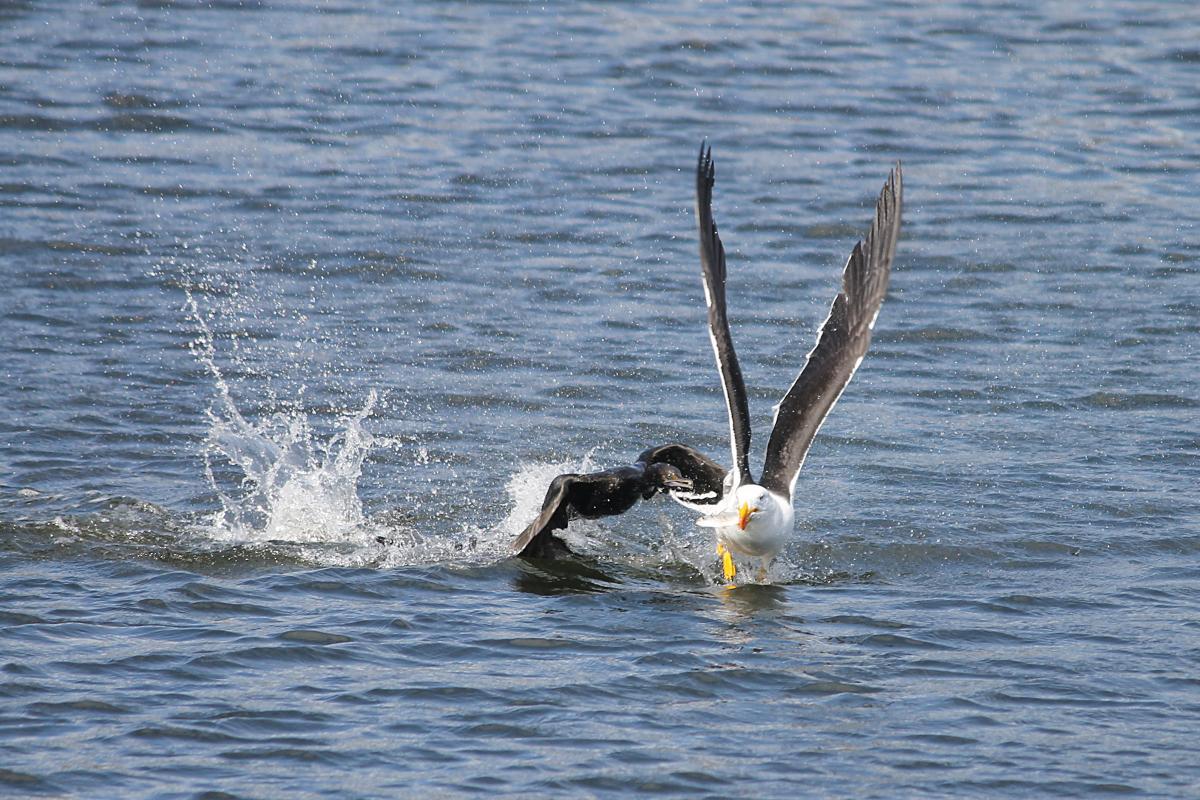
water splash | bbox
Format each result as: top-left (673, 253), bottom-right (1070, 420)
top-left (203, 391), bottom-right (379, 547)
top-left (184, 291), bottom-right (527, 568)
top-left (187, 292), bottom-right (386, 562)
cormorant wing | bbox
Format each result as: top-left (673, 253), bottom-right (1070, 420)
top-left (760, 164), bottom-right (903, 500)
top-left (512, 475), bottom-right (581, 558)
top-left (696, 144), bottom-right (753, 489)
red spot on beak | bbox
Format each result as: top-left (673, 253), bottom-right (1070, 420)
top-left (738, 502), bottom-right (751, 530)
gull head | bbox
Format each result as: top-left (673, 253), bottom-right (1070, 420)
top-left (734, 484), bottom-right (774, 531)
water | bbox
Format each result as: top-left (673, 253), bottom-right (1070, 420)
top-left (2, 1), bottom-right (1199, 796)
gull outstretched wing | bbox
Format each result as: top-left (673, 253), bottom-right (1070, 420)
top-left (760, 164), bottom-right (903, 499)
top-left (696, 143), bottom-right (753, 488)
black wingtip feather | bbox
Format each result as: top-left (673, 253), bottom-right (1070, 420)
top-left (841, 161), bottom-right (903, 330)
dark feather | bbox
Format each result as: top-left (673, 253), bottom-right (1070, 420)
top-left (696, 144), bottom-right (753, 487)
top-left (760, 164), bottom-right (903, 499)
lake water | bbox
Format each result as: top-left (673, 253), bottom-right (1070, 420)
top-left (2, 1), bottom-right (1199, 797)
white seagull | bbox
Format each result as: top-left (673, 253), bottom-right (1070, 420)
top-left (688, 144), bottom-right (902, 582)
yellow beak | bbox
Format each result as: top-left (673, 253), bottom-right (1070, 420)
top-left (737, 502), bottom-right (751, 530)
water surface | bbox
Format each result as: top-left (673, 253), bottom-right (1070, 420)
top-left (2, 1), bottom-right (1199, 797)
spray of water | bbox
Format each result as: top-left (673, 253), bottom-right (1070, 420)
top-left (186, 292), bottom-right (381, 554)
top-left (184, 291), bottom-right (549, 568)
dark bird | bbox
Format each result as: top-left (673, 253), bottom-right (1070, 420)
top-left (512, 444), bottom-right (726, 558)
top-left (514, 144), bottom-right (902, 582)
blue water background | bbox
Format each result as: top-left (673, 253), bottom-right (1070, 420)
top-left (2, 1), bottom-right (1199, 797)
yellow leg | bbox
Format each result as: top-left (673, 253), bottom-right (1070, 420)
top-left (717, 542), bottom-right (737, 583)
top-left (723, 550), bottom-right (737, 582)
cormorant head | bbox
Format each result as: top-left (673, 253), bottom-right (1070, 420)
top-left (646, 462), bottom-right (693, 492)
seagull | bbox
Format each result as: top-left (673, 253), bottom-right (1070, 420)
top-left (513, 143), bottom-right (902, 583)
top-left (694, 145), bottom-right (902, 581)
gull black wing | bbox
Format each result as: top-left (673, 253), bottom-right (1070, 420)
top-left (760, 164), bottom-right (903, 500)
top-left (696, 144), bottom-right (753, 487)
